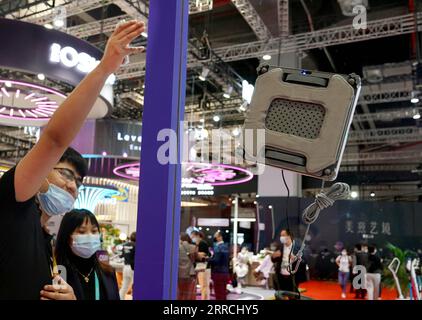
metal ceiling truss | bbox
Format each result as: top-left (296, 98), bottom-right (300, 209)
top-left (348, 126), bottom-right (422, 145)
top-left (0, 0), bottom-right (56, 18)
top-left (342, 150), bottom-right (422, 162)
top-left (16, 0), bottom-right (113, 25)
top-left (67, 14), bottom-right (131, 38)
top-left (340, 164), bottom-right (417, 172)
top-left (278, 0), bottom-right (289, 38)
top-left (231, 0), bottom-right (272, 41)
top-left (353, 107), bottom-right (420, 123)
top-left (211, 12), bottom-right (422, 62)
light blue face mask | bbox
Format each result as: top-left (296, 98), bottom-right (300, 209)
top-left (37, 182), bottom-right (75, 216)
top-left (71, 234), bottom-right (102, 259)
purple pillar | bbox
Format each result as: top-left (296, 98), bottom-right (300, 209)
top-left (133, 0), bottom-right (188, 300)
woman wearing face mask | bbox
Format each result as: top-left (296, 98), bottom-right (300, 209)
top-left (55, 209), bottom-right (119, 300)
top-left (336, 248), bottom-right (352, 299)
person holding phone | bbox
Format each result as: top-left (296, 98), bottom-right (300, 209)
top-left (0, 20), bottom-right (145, 300)
top-left (53, 209), bottom-right (119, 300)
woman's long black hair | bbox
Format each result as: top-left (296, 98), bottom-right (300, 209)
top-left (55, 209), bottom-right (113, 273)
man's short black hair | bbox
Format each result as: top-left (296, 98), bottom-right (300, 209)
top-left (59, 147), bottom-right (88, 178)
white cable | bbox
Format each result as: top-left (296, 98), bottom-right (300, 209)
top-left (302, 182), bottom-right (350, 225)
top-left (289, 182), bottom-right (350, 274)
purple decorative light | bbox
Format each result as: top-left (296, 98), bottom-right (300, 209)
top-left (113, 162), bottom-right (254, 186)
top-left (0, 79), bottom-right (66, 122)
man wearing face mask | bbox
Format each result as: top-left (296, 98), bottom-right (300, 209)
top-left (0, 20), bottom-right (145, 300)
top-left (207, 231), bottom-right (230, 300)
top-left (271, 229), bottom-right (307, 293)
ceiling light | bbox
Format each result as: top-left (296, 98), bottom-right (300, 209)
top-left (232, 128), bottom-right (240, 136)
top-left (370, 192), bottom-right (375, 197)
top-left (351, 191), bottom-right (358, 199)
top-left (213, 115), bottom-right (220, 122)
top-left (37, 73), bottom-right (45, 81)
top-left (262, 54), bottom-right (271, 61)
top-left (413, 113), bottom-right (421, 120)
top-left (5, 81), bottom-right (11, 87)
top-left (223, 85), bottom-right (233, 99)
top-left (53, 19), bottom-right (64, 28)
top-left (411, 91), bottom-right (420, 104)
top-left (44, 23), bottom-right (53, 29)
top-left (198, 67), bottom-right (210, 81)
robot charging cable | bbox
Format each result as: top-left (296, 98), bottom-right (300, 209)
top-left (288, 182), bottom-right (350, 274)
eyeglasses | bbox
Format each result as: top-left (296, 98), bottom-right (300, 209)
top-left (54, 167), bottom-right (83, 189)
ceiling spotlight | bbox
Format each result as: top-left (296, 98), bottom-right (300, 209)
top-left (102, 151), bottom-right (107, 156)
top-left (37, 73), bottom-right (45, 81)
top-left (262, 54), bottom-right (271, 61)
top-left (256, 194), bottom-right (260, 198)
top-left (198, 67), bottom-right (210, 81)
top-left (123, 152), bottom-right (128, 158)
top-left (268, 205), bottom-right (273, 209)
top-left (198, 227), bottom-right (202, 230)
top-left (413, 113), bottom-right (421, 120)
top-left (223, 85), bottom-right (233, 99)
top-left (53, 18), bottom-right (64, 28)
top-left (232, 128), bottom-right (240, 136)
top-left (370, 192), bottom-right (376, 197)
top-left (351, 191), bottom-right (358, 199)
top-left (213, 115), bottom-right (220, 122)
top-left (411, 91), bottom-right (420, 104)
top-left (5, 81), bottom-right (12, 87)
top-left (253, 201), bottom-right (257, 204)
top-left (226, 230), bottom-right (229, 233)
top-left (44, 23), bottom-right (53, 29)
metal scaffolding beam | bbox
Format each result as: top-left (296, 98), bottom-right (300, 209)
top-left (348, 126), bottom-right (422, 145)
top-left (231, 0), bottom-right (272, 40)
top-left (277, 0), bottom-right (289, 38)
top-left (358, 89), bottom-right (412, 104)
top-left (211, 12), bottom-right (422, 62)
top-left (353, 108), bottom-right (420, 123)
top-left (342, 150), bottom-right (422, 162)
top-left (113, 12), bottom-right (422, 77)
top-left (17, 0), bottom-right (113, 25)
top-left (67, 14), bottom-right (131, 38)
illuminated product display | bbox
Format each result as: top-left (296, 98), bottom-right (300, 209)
top-left (0, 79), bottom-right (66, 126)
top-left (74, 186), bottom-right (120, 213)
top-left (113, 161), bottom-right (254, 186)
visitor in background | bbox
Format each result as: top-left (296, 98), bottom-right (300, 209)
top-left (55, 209), bottom-right (119, 300)
top-left (178, 233), bottom-right (198, 300)
top-left (254, 244), bottom-right (275, 289)
top-left (119, 232), bottom-right (136, 300)
top-left (233, 246), bottom-right (251, 294)
top-left (366, 245), bottom-right (382, 300)
top-left (191, 231), bottom-right (211, 300)
top-left (352, 244), bottom-right (368, 299)
top-left (336, 248), bottom-right (352, 298)
top-left (208, 231), bottom-right (230, 300)
top-left (271, 229), bottom-right (306, 293)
